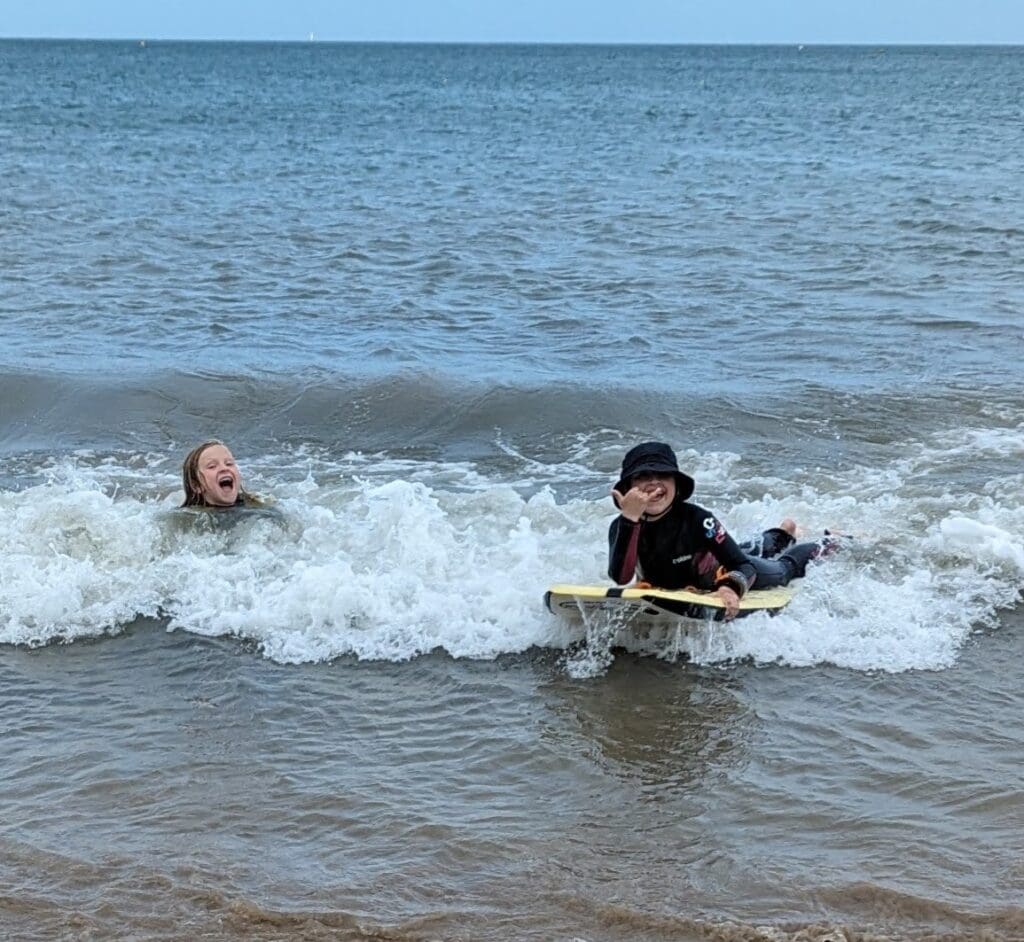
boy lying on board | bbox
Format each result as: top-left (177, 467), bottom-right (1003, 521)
top-left (608, 442), bottom-right (841, 620)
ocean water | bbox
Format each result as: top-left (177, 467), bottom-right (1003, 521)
top-left (1, 40), bottom-right (1023, 941)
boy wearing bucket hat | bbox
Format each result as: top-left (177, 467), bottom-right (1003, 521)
top-left (608, 442), bottom-right (831, 619)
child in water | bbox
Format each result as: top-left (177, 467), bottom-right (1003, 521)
top-left (608, 442), bottom-right (839, 620)
top-left (180, 440), bottom-right (260, 509)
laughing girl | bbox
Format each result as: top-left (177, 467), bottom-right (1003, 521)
top-left (180, 440), bottom-right (261, 509)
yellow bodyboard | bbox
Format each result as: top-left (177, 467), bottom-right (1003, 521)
top-left (544, 582), bottom-right (794, 624)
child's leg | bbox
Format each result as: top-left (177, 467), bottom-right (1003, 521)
top-left (742, 521), bottom-right (798, 559)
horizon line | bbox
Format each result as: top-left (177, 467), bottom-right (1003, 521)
top-left (2, 35), bottom-right (1022, 47)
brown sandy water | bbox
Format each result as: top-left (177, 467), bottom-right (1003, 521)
top-left (3, 609), bottom-right (1023, 941)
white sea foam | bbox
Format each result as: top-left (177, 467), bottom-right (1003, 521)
top-left (0, 427), bottom-right (1020, 673)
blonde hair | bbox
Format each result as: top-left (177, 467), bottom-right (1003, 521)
top-left (180, 439), bottom-right (256, 508)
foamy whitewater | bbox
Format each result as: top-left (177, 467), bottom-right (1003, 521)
top-left (3, 418), bottom-right (1020, 673)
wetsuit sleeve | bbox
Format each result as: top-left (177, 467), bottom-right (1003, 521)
top-left (608, 516), bottom-right (641, 585)
top-left (695, 511), bottom-right (758, 596)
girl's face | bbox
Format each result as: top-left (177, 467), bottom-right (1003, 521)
top-left (195, 444), bottom-right (241, 507)
top-left (631, 471), bottom-right (676, 517)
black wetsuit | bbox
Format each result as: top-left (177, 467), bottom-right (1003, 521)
top-left (607, 500), bottom-right (823, 595)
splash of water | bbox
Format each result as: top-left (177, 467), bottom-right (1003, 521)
top-left (0, 428), bottom-right (1020, 672)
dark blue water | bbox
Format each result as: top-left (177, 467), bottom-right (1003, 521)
top-left (3, 43), bottom-right (1023, 395)
top-left (1, 41), bottom-right (1023, 941)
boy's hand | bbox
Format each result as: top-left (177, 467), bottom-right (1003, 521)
top-left (612, 484), bottom-right (665, 523)
top-left (715, 585), bottom-right (740, 620)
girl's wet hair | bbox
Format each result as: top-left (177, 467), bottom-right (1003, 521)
top-left (181, 439), bottom-right (255, 508)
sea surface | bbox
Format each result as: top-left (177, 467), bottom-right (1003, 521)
top-left (1, 40), bottom-right (1023, 941)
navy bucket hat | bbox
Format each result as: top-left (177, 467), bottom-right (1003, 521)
top-left (613, 442), bottom-right (695, 503)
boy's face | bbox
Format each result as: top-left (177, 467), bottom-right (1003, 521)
top-left (630, 472), bottom-right (676, 516)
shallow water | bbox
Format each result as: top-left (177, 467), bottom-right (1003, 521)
top-left (1, 40), bottom-right (1023, 940)
top-left (4, 620), bottom-right (1024, 940)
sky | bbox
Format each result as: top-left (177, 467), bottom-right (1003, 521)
top-left (2, 0), bottom-right (1023, 45)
